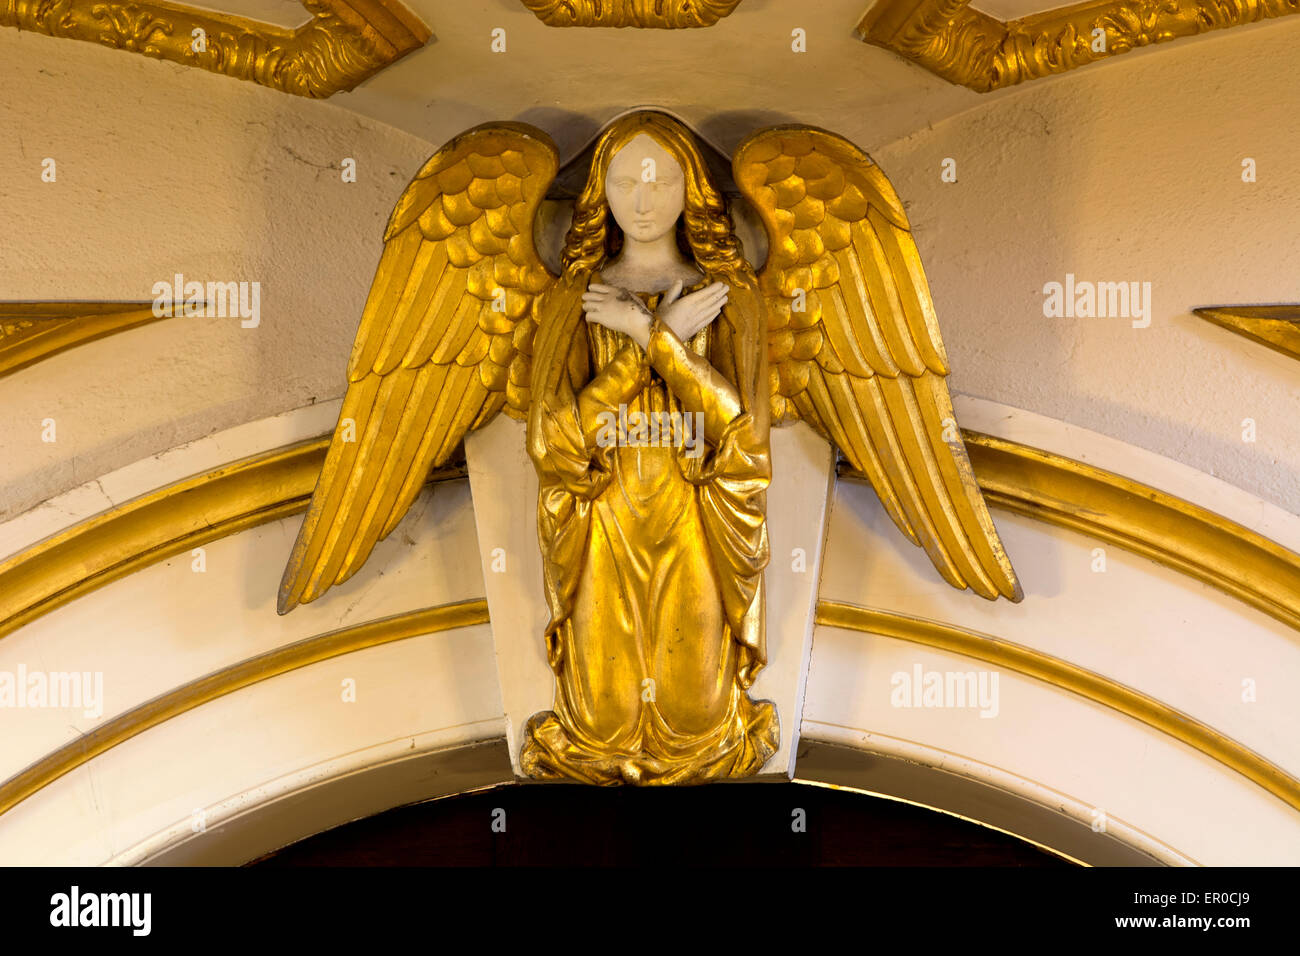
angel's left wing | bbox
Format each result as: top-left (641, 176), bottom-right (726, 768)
top-left (734, 126), bottom-right (1021, 602)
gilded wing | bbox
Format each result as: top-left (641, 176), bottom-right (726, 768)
top-left (278, 122), bottom-right (558, 613)
top-left (734, 126), bottom-right (1021, 602)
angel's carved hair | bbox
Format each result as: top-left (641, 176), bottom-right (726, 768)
top-left (561, 112), bottom-right (751, 285)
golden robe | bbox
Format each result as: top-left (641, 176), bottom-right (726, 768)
top-left (522, 273), bottom-right (778, 785)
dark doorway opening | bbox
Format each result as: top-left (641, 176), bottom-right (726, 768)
top-left (252, 781), bottom-right (1071, 866)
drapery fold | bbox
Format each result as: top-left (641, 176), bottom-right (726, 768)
top-left (522, 272), bottom-right (777, 784)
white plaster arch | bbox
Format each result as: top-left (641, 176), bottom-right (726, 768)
top-left (0, 399), bottom-right (1296, 865)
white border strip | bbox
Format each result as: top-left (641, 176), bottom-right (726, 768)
top-left (800, 719), bottom-right (1198, 866)
top-left (109, 718), bottom-right (506, 866)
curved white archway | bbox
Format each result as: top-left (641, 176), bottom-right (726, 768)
top-left (0, 399), bottom-right (1297, 866)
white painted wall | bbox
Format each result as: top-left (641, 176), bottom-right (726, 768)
top-left (0, 30), bottom-right (435, 521)
top-left (5, 12), bottom-right (1297, 521)
top-left (870, 19), bottom-right (1300, 513)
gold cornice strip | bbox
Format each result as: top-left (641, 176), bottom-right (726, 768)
top-left (520, 0), bottom-right (743, 28)
top-left (0, 0), bottom-right (431, 98)
top-left (0, 437), bottom-right (466, 643)
top-left (815, 601), bottom-right (1300, 814)
top-left (857, 0), bottom-right (1300, 92)
top-left (0, 302), bottom-right (166, 379)
top-left (0, 599), bottom-right (489, 818)
top-left (1194, 305), bottom-right (1300, 362)
top-left (842, 430), bottom-right (1300, 635)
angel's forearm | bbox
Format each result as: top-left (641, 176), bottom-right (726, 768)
top-left (645, 319), bottom-right (742, 444)
top-left (577, 344), bottom-right (649, 448)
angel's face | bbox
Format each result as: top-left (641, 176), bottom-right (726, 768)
top-left (604, 134), bottom-right (686, 245)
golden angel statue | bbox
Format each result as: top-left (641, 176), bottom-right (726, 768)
top-left (277, 110), bottom-right (1021, 786)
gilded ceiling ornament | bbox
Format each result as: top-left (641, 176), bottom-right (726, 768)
top-left (1194, 305), bottom-right (1300, 362)
top-left (858, 0), bottom-right (1300, 92)
top-left (520, 0), bottom-right (743, 28)
top-left (0, 302), bottom-right (164, 379)
top-left (0, 0), bottom-right (429, 98)
top-left (277, 111), bottom-right (1021, 786)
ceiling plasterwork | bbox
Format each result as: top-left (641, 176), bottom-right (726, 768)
top-left (859, 0), bottom-right (1300, 92)
top-left (0, 0), bottom-right (429, 97)
top-left (519, 0), bottom-right (743, 28)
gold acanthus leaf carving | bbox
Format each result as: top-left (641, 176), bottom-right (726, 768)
top-left (520, 0), bottom-right (743, 28)
top-left (859, 0), bottom-right (1300, 92)
top-left (0, 0), bottom-right (430, 98)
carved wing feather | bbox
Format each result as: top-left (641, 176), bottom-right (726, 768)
top-left (735, 126), bottom-right (1021, 602)
top-left (278, 123), bottom-right (558, 613)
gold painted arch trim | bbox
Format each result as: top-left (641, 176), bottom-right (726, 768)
top-left (0, 303), bottom-right (168, 380)
top-left (5, 596), bottom-right (1296, 822)
top-left (960, 432), bottom-right (1300, 634)
top-left (6, 427), bottom-right (1300, 645)
top-left (815, 601), bottom-right (1300, 814)
top-left (858, 0), bottom-right (1300, 93)
top-left (842, 432), bottom-right (1300, 634)
top-left (0, 437), bottom-right (465, 643)
top-left (1194, 305), bottom-right (1300, 362)
top-left (0, 599), bottom-right (489, 817)
top-left (0, 0), bottom-right (430, 98)
top-left (0, 426), bottom-right (1294, 820)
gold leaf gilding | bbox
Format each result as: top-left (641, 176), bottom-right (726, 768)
top-left (0, 0), bottom-right (430, 98)
top-left (858, 0), bottom-right (1300, 92)
top-left (520, 0), bottom-right (742, 28)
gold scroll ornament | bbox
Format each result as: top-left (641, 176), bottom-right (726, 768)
top-left (0, 302), bottom-right (164, 379)
top-left (859, 0), bottom-right (1300, 92)
top-left (0, 0), bottom-right (429, 97)
top-left (520, 0), bottom-right (742, 28)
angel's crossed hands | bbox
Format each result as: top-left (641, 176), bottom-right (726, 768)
top-left (582, 280), bottom-right (728, 348)
top-left (657, 280), bottom-right (727, 341)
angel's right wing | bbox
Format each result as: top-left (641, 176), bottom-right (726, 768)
top-left (277, 122), bottom-right (558, 614)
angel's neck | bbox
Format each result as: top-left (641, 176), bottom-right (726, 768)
top-left (603, 233), bottom-right (700, 292)
top-left (618, 231), bottom-right (682, 274)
